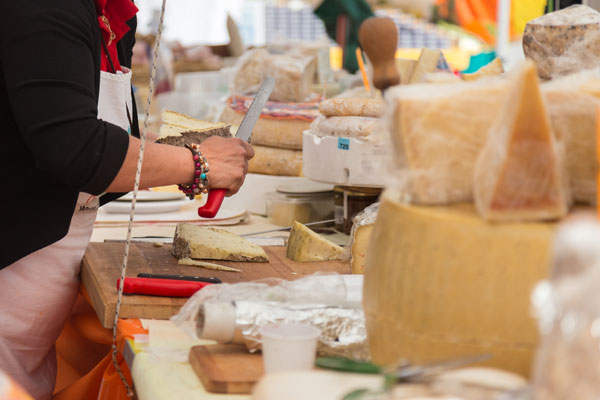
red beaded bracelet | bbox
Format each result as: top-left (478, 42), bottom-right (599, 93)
top-left (178, 143), bottom-right (209, 200)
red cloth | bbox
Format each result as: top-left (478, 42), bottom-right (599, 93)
top-left (94, 0), bottom-right (138, 72)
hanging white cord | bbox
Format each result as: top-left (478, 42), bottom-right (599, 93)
top-left (111, 0), bottom-right (167, 396)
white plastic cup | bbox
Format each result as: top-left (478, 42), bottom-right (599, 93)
top-left (259, 323), bottom-right (321, 374)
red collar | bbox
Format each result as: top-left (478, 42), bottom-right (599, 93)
top-left (95, 0), bottom-right (138, 71)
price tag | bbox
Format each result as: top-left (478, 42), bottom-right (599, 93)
top-left (337, 137), bottom-right (350, 151)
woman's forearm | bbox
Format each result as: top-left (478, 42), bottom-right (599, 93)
top-left (105, 136), bottom-right (194, 192)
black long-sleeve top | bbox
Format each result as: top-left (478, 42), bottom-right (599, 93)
top-left (0, 0), bottom-right (139, 268)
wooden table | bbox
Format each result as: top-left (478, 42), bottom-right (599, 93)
top-left (82, 242), bottom-right (351, 328)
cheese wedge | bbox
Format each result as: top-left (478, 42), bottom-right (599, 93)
top-left (172, 224), bottom-right (269, 262)
top-left (157, 110), bottom-right (232, 146)
top-left (462, 58), bottom-right (504, 81)
top-left (409, 48), bottom-right (443, 84)
top-left (286, 221), bottom-right (345, 262)
top-left (474, 61), bottom-right (569, 222)
top-left (350, 224), bottom-right (374, 274)
top-left (395, 58), bottom-right (417, 84)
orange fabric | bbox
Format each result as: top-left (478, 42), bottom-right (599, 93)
top-left (54, 286), bottom-right (147, 400)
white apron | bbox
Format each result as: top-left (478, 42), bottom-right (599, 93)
top-left (0, 67), bottom-right (132, 400)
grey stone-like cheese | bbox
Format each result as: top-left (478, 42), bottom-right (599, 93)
top-left (172, 223), bottom-right (269, 262)
top-left (523, 5), bottom-right (600, 80)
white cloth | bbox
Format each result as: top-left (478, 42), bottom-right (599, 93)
top-left (0, 67), bottom-right (132, 399)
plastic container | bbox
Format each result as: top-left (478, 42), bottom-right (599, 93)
top-left (266, 183), bottom-right (334, 226)
top-left (259, 324), bottom-right (321, 374)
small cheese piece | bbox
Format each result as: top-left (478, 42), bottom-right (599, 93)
top-left (474, 61), bottom-right (569, 222)
top-left (395, 58), bottom-right (417, 84)
top-left (220, 106), bottom-right (310, 150)
top-left (462, 58), bottom-right (504, 81)
top-left (523, 5), bottom-right (600, 80)
top-left (388, 78), bottom-right (510, 204)
top-left (422, 71), bottom-right (461, 83)
top-left (172, 223), bottom-right (269, 262)
top-left (248, 145), bottom-right (302, 176)
top-left (157, 110), bottom-right (232, 146)
top-left (409, 48), bottom-right (443, 84)
top-left (363, 189), bottom-right (557, 376)
top-left (350, 224), bottom-right (374, 274)
top-left (318, 98), bottom-right (384, 117)
top-left (286, 221), bottom-right (345, 262)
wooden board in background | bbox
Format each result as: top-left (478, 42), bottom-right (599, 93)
top-left (81, 242), bottom-right (351, 328)
top-left (189, 344), bottom-right (263, 394)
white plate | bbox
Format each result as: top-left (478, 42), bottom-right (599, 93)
top-left (102, 198), bottom-right (188, 214)
top-left (116, 191), bottom-right (185, 202)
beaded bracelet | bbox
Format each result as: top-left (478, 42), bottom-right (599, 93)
top-left (178, 143), bottom-right (209, 200)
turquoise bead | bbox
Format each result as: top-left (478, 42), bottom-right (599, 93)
top-left (201, 173), bottom-right (207, 180)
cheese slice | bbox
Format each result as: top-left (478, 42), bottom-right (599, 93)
top-left (172, 223), bottom-right (269, 262)
top-left (462, 58), bottom-right (504, 81)
top-left (286, 221), bottom-right (345, 262)
top-left (474, 61), bottom-right (569, 222)
top-left (350, 224), bottom-right (374, 274)
top-left (363, 189), bottom-right (557, 377)
top-left (161, 109), bottom-right (229, 132)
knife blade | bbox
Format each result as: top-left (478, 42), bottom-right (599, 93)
top-left (197, 76), bottom-right (276, 219)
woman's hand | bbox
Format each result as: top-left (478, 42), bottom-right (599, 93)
top-left (198, 136), bottom-right (255, 196)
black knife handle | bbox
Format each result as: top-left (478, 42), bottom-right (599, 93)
top-left (137, 273), bottom-right (222, 284)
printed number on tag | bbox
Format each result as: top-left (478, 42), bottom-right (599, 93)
top-left (337, 137), bottom-right (350, 151)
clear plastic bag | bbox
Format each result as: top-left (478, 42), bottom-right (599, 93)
top-left (531, 216), bottom-right (600, 399)
top-left (171, 273), bottom-right (370, 360)
top-left (310, 115), bottom-right (378, 139)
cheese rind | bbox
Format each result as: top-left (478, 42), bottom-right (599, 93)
top-left (474, 61), bottom-right (569, 222)
top-left (363, 189), bottom-right (557, 377)
top-left (172, 224), bottom-right (269, 262)
top-left (286, 221), bottom-right (345, 262)
top-left (248, 145), bottom-right (302, 176)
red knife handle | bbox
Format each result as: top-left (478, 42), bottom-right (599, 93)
top-left (117, 277), bottom-right (211, 297)
top-left (197, 189), bottom-right (226, 218)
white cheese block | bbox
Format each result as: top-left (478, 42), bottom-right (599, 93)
top-left (363, 189), bottom-right (557, 377)
top-left (523, 5), bottom-right (600, 80)
top-left (286, 221), bottom-right (345, 262)
top-left (172, 223), bottom-right (269, 262)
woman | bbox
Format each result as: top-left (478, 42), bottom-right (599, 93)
top-left (0, 1), bottom-right (253, 398)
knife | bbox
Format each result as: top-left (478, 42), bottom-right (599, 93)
top-left (197, 77), bottom-right (276, 218)
top-left (117, 277), bottom-right (213, 297)
top-left (137, 273), bottom-right (222, 284)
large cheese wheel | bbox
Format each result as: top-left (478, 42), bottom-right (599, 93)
top-left (363, 190), bottom-right (557, 377)
top-left (220, 106), bottom-right (311, 150)
top-left (248, 145), bottom-right (302, 176)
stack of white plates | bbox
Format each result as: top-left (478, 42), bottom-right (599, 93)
top-left (103, 191), bottom-right (187, 214)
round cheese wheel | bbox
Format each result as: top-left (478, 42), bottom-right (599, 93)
top-left (363, 189), bottom-right (557, 377)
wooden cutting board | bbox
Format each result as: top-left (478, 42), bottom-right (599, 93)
top-left (81, 242), bottom-right (351, 328)
top-left (189, 344), bottom-right (263, 394)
